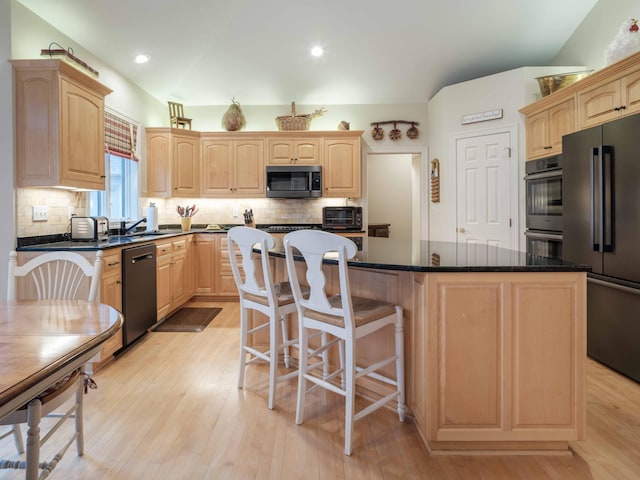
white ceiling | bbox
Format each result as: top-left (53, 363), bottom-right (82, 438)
top-left (16, 0), bottom-right (598, 106)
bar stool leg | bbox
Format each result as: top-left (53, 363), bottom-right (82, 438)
top-left (268, 307), bottom-right (278, 410)
top-left (280, 313), bottom-right (291, 368)
top-left (295, 327), bottom-right (309, 425)
top-left (344, 340), bottom-right (356, 456)
top-left (394, 307), bottom-right (406, 422)
top-left (238, 307), bottom-right (249, 389)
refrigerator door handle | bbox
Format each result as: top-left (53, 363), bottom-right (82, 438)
top-left (588, 277), bottom-right (640, 296)
top-left (602, 145), bottom-right (614, 252)
top-left (591, 147), bottom-right (602, 252)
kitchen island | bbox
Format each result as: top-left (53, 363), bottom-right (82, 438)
top-left (268, 237), bottom-right (590, 455)
top-left (17, 232), bottom-right (589, 454)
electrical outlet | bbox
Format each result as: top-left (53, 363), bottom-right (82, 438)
top-left (232, 207), bottom-right (238, 217)
top-left (32, 205), bottom-right (48, 221)
top-left (68, 206), bottom-right (74, 217)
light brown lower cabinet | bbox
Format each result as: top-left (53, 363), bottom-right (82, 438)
top-left (155, 237), bottom-right (192, 320)
top-left (422, 272), bottom-right (586, 452)
top-left (88, 248), bottom-right (124, 373)
top-left (193, 233), bottom-right (239, 299)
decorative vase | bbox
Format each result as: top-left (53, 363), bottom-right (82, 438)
top-left (222, 98), bottom-right (246, 131)
top-left (180, 217), bottom-right (192, 232)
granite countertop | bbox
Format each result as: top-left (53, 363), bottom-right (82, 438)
top-left (267, 237), bottom-right (591, 273)
top-left (17, 230), bottom-right (590, 273)
top-left (16, 228), bottom-right (227, 251)
top-left (15, 223), bottom-right (360, 251)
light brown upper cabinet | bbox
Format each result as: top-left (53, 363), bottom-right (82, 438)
top-left (146, 130), bottom-right (171, 197)
top-left (577, 67), bottom-right (640, 129)
top-left (145, 128), bottom-right (200, 197)
top-left (146, 130), bottom-right (361, 198)
top-left (525, 98), bottom-right (575, 160)
top-left (267, 138), bottom-right (320, 165)
top-left (172, 132), bottom-right (200, 197)
top-left (521, 52), bottom-right (640, 158)
top-left (322, 136), bottom-right (362, 198)
top-left (12, 60), bottom-right (112, 189)
top-left (200, 136), bottom-right (264, 197)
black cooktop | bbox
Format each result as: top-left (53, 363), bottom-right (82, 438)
top-left (263, 224), bottom-right (321, 233)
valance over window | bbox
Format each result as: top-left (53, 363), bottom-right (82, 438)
top-left (105, 110), bottom-right (138, 160)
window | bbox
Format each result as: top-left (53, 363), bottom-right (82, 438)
top-left (89, 153), bottom-right (139, 220)
top-left (90, 110), bottom-right (140, 221)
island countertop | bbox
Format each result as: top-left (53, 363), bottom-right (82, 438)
top-left (267, 237), bottom-right (591, 273)
top-left (17, 233), bottom-right (590, 273)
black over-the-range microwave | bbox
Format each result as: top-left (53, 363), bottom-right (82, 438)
top-left (266, 165), bottom-right (322, 198)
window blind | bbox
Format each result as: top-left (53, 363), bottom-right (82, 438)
top-left (105, 110), bottom-right (139, 160)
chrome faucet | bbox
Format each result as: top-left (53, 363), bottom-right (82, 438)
top-left (121, 217), bottom-right (147, 235)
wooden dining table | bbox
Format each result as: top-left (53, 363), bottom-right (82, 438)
top-left (0, 299), bottom-right (122, 477)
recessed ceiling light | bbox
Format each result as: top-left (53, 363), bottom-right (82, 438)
top-left (134, 53), bottom-right (151, 64)
top-left (310, 46), bottom-right (324, 57)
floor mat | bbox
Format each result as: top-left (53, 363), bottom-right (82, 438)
top-left (151, 307), bottom-right (222, 332)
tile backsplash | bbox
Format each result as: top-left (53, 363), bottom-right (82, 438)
top-left (16, 187), bottom-right (360, 237)
top-left (16, 188), bottom-right (88, 237)
top-left (141, 197), bottom-right (360, 227)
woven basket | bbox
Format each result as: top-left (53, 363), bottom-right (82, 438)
top-left (275, 102), bottom-right (326, 131)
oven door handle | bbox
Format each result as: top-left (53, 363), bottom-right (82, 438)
top-left (524, 231), bottom-right (562, 240)
top-left (523, 170), bottom-right (562, 181)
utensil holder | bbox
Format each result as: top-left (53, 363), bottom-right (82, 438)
top-left (181, 217), bottom-right (192, 232)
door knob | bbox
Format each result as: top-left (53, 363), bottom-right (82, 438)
top-left (457, 227), bottom-right (466, 233)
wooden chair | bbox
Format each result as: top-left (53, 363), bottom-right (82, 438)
top-left (283, 230), bottom-right (406, 455)
top-left (168, 101), bottom-right (192, 129)
top-left (227, 227), bottom-right (302, 410)
top-left (0, 250), bottom-right (103, 477)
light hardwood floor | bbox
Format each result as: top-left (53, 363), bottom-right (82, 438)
top-left (2, 300), bottom-right (640, 479)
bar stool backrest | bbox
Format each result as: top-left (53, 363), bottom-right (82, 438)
top-left (284, 230), bottom-right (358, 329)
top-left (227, 227), bottom-right (277, 306)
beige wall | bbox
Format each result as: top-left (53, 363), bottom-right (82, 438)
top-left (426, 65), bottom-right (582, 251)
top-left (1, 0), bottom-right (14, 297)
top-left (424, 0), bottom-right (637, 251)
top-left (187, 104), bottom-right (428, 142)
top-left (552, 0), bottom-right (639, 71)
top-left (367, 154), bottom-right (412, 240)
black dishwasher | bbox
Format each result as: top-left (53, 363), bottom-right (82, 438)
top-left (122, 243), bottom-right (157, 348)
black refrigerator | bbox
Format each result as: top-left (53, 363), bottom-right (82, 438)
top-left (563, 113), bottom-right (640, 383)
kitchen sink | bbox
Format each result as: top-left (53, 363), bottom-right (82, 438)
top-left (131, 230), bottom-right (183, 236)
top-left (107, 236), bottom-right (135, 244)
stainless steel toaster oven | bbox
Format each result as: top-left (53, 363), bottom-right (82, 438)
top-left (70, 216), bottom-right (110, 241)
top-left (322, 206), bottom-right (363, 230)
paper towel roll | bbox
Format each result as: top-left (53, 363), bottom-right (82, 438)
top-left (146, 204), bottom-right (158, 232)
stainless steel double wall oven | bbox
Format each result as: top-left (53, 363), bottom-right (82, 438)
top-left (524, 155), bottom-right (562, 260)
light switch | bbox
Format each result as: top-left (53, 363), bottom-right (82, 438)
top-left (32, 205), bottom-right (48, 221)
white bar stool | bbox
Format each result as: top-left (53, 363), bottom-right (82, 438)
top-left (283, 230), bottom-right (406, 455)
top-left (227, 226), bottom-right (301, 410)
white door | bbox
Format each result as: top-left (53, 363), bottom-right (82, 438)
top-left (456, 132), bottom-right (512, 264)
